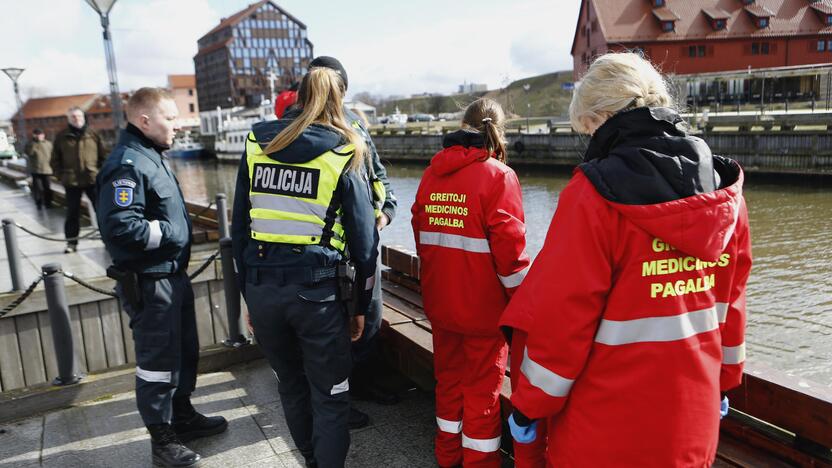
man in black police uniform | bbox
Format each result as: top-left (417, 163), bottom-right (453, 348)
top-left (300, 57), bottom-right (400, 429)
top-left (97, 87), bottom-right (227, 467)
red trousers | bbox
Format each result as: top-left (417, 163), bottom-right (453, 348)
top-left (510, 330), bottom-right (549, 467)
top-left (433, 327), bottom-right (508, 467)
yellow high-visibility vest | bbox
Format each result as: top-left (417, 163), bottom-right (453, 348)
top-left (246, 132), bottom-right (353, 252)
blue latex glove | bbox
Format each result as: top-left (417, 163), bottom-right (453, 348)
top-left (508, 412), bottom-right (538, 444)
top-left (720, 396), bottom-right (729, 419)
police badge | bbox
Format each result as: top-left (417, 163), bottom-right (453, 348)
top-left (114, 186), bottom-right (133, 207)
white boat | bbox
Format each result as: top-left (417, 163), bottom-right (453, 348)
top-left (214, 102), bottom-right (276, 161)
top-left (167, 132), bottom-right (205, 159)
top-left (0, 130), bottom-right (19, 160)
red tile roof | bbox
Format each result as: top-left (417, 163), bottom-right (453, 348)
top-left (653, 7), bottom-right (680, 21)
top-left (168, 74), bottom-right (196, 89)
top-left (580, 0), bottom-right (832, 46)
top-left (702, 7), bottom-right (731, 20)
top-left (811, 2), bottom-right (832, 14)
top-left (16, 94), bottom-right (98, 119)
top-left (744, 4), bottom-right (775, 17)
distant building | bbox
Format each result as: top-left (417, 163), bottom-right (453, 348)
top-left (168, 75), bottom-right (200, 128)
top-left (344, 100), bottom-right (377, 124)
top-left (458, 83), bottom-right (488, 94)
top-left (12, 93), bottom-right (127, 145)
top-left (571, 0), bottom-right (832, 106)
top-left (194, 0), bottom-right (314, 110)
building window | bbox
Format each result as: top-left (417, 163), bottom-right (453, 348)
top-left (760, 42), bottom-right (769, 54)
top-left (713, 19), bottom-right (726, 30)
top-left (662, 21), bottom-right (675, 32)
top-left (742, 0), bottom-right (754, 4)
top-left (827, 15), bottom-right (832, 26)
top-left (819, 39), bottom-right (826, 52)
top-left (751, 41), bottom-right (771, 55)
top-left (688, 45), bottom-right (707, 57)
top-left (758, 17), bottom-right (769, 28)
top-left (188, 89), bottom-right (194, 96)
top-left (653, 0), bottom-right (665, 6)
top-left (189, 103), bottom-right (195, 113)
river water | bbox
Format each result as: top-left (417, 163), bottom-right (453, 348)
top-left (170, 158), bottom-right (832, 386)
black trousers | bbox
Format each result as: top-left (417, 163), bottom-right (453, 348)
top-left (64, 185), bottom-right (97, 245)
top-left (246, 275), bottom-right (352, 468)
top-left (31, 174), bottom-right (52, 207)
top-left (351, 256), bottom-right (382, 365)
top-left (119, 271), bottom-right (199, 426)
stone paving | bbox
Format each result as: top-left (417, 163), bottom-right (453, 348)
top-left (0, 358), bottom-right (457, 468)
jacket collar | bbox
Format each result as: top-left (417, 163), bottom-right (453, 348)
top-left (584, 107), bottom-right (688, 162)
top-left (117, 124), bottom-right (166, 162)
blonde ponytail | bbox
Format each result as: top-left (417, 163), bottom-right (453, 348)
top-left (262, 67), bottom-right (367, 171)
top-left (569, 52), bottom-right (675, 134)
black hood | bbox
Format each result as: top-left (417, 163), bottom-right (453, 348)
top-left (251, 118), bottom-right (343, 164)
top-left (442, 128), bottom-right (484, 149)
top-left (578, 107), bottom-right (739, 205)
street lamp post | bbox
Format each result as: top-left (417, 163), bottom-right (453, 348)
top-left (522, 83), bottom-right (531, 133)
top-left (2, 68), bottom-right (26, 151)
top-left (85, 0), bottom-right (124, 129)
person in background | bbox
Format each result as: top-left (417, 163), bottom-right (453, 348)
top-left (97, 88), bottom-right (227, 468)
top-left (51, 106), bottom-right (106, 253)
top-left (274, 80), bottom-right (299, 119)
top-left (500, 52), bottom-right (752, 467)
top-left (298, 56), bottom-right (400, 430)
top-left (411, 97), bottom-right (529, 468)
top-left (231, 66), bottom-right (379, 468)
top-left (24, 128), bottom-right (53, 209)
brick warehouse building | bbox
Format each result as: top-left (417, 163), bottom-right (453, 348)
top-left (194, 1), bottom-right (314, 110)
top-left (572, 0), bottom-right (832, 106)
top-left (12, 93), bottom-right (128, 146)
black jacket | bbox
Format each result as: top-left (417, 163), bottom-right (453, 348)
top-left (578, 107), bottom-right (740, 204)
top-left (96, 125), bottom-right (192, 274)
top-left (231, 118), bottom-right (379, 315)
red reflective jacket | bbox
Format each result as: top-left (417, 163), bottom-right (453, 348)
top-left (412, 136), bottom-right (530, 336)
top-left (501, 167), bottom-right (751, 467)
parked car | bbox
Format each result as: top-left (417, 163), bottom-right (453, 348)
top-left (409, 113), bottom-right (435, 122)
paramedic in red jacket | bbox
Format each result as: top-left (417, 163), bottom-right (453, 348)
top-left (501, 52), bottom-right (752, 467)
top-left (411, 98), bottom-right (529, 468)
top-left (274, 81), bottom-right (299, 119)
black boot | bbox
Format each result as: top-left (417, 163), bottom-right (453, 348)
top-left (148, 423), bottom-right (201, 467)
top-left (348, 406), bottom-right (370, 430)
top-left (172, 398), bottom-right (228, 442)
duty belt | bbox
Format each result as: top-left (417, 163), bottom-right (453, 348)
top-left (247, 265), bottom-right (337, 286)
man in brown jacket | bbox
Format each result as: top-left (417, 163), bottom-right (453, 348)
top-left (51, 106), bottom-right (106, 253)
top-left (24, 128), bottom-right (54, 209)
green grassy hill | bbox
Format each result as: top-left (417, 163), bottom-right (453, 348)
top-left (378, 71), bottom-right (575, 118)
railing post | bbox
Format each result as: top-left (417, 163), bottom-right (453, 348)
top-left (2, 218), bottom-right (24, 291)
top-left (220, 237), bottom-right (247, 347)
top-left (215, 193), bottom-right (230, 239)
top-left (42, 263), bottom-right (81, 386)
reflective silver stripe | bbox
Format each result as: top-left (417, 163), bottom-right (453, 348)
top-left (520, 346), bottom-right (574, 397)
top-left (436, 417), bottom-right (462, 434)
top-left (330, 378), bottom-right (349, 395)
top-left (251, 218), bottom-right (323, 237)
top-left (250, 194), bottom-right (328, 219)
top-left (419, 231), bottom-right (490, 253)
top-left (145, 220), bottom-right (162, 250)
top-left (595, 306), bottom-right (719, 346)
top-left (716, 302), bottom-right (729, 323)
top-left (462, 434), bottom-right (501, 453)
top-left (498, 264), bottom-right (529, 288)
top-left (722, 343), bottom-right (746, 365)
top-left (365, 273), bottom-right (376, 291)
top-left (136, 366), bottom-right (171, 383)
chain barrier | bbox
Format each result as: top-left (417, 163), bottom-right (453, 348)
top-left (189, 249), bottom-right (220, 281)
top-left (0, 276), bottom-right (43, 318)
top-left (13, 222), bottom-right (100, 243)
top-left (61, 271), bottom-right (118, 298)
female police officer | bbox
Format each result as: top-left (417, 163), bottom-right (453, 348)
top-left (231, 66), bottom-right (378, 468)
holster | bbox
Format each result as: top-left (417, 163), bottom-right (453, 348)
top-left (337, 261), bottom-right (358, 316)
top-left (106, 265), bottom-right (142, 309)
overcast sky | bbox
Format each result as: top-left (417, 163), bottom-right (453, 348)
top-left (0, 0), bottom-right (580, 119)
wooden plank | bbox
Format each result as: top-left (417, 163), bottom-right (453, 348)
top-left (37, 311), bottom-right (58, 382)
top-left (381, 306), bottom-right (412, 327)
top-left (69, 305), bottom-right (88, 374)
top-left (192, 282), bottom-right (215, 348)
top-left (726, 362), bottom-right (832, 448)
top-left (79, 302), bottom-right (107, 372)
top-left (15, 314), bottom-right (47, 387)
top-left (383, 293), bottom-right (428, 323)
top-left (209, 280), bottom-right (229, 344)
top-left (381, 279), bottom-right (423, 308)
top-left (120, 301), bottom-right (136, 363)
top-left (99, 298), bottom-right (126, 368)
top-left (381, 269), bottom-right (421, 293)
top-left (382, 245), bottom-right (420, 279)
top-left (0, 318), bottom-right (25, 391)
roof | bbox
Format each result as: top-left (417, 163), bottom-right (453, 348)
top-left (574, 0), bottom-right (832, 49)
top-left (811, 2), bottom-right (832, 15)
top-left (702, 7), bottom-right (730, 20)
top-left (197, 1), bottom-right (308, 44)
top-left (168, 74), bottom-right (196, 88)
top-left (16, 94), bottom-right (98, 120)
top-left (652, 7), bottom-right (680, 21)
top-left (744, 4), bottom-right (775, 17)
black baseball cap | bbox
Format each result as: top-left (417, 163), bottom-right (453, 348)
top-left (309, 56), bottom-right (348, 90)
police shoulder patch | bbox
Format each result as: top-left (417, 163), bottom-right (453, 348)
top-left (114, 186), bottom-right (134, 207)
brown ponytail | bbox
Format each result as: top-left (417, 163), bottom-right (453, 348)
top-left (462, 98), bottom-right (507, 163)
